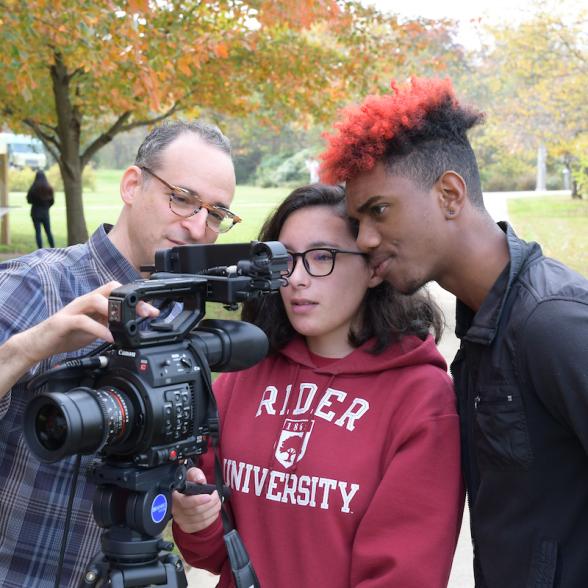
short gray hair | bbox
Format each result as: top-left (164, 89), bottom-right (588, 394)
top-left (134, 120), bottom-right (232, 170)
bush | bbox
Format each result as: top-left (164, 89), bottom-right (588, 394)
top-left (546, 173), bottom-right (563, 191)
top-left (234, 150), bottom-right (262, 184)
top-left (480, 157), bottom-right (536, 192)
top-left (7, 167), bottom-right (35, 192)
top-left (8, 164), bottom-right (96, 192)
top-left (254, 153), bottom-right (291, 188)
top-left (254, 148), bottom-right (314, 188)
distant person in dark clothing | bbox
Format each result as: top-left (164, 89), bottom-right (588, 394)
top-left (27, 170), bottom-right (55, 248)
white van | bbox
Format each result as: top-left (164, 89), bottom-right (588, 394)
top-left (0, 133), bottom-right (47, 170)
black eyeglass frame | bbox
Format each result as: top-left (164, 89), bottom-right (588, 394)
top-left (284, 247), bottom-right (367, 278)
top-left (139, 166), bottom-right (241, 233)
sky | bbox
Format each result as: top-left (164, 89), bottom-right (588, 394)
top-left (367, 0), bottom-right (534, 23)
top-left (365, 0), bottom-right (545, 47)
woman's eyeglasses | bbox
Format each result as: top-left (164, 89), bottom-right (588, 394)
top-left (284, 248), bottom-right (366, 278)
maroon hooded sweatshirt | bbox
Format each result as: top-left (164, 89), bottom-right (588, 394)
top-left (174, 334), bottom-right (463, 587)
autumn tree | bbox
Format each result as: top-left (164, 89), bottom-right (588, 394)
top-left (0, 0), bottom-right (352, 243)
top-left (0, 0), bottom-right (462, 243)
top-left (214, 10), bottom-right (467, 186)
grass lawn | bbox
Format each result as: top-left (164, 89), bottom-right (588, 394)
top-left (508, 194), bottom-right (588, 277)
top-left (3, 170), bottom-right (586, 281)
top-left (1, 169), bottom-right (290, 253)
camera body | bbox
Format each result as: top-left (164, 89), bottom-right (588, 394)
top-left (26, 324), bottom-right (220, 467)
top-left (24, 240), bottom-right (288, 468)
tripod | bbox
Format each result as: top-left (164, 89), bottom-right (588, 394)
top-left (79, 460), bottom-right (190, 588)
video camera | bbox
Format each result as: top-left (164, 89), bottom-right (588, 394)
top-left (23, 240), bottom-right (288, 588)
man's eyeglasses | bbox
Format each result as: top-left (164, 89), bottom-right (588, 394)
top-left (284, 248), bottom-right (367, 278)
top-left (139, 166), bottom-right (241, 234)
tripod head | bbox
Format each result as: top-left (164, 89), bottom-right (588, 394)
top-left (79, 458), bottom-right (234, 587)
top-left (79, 460), bottom-right (195, 588)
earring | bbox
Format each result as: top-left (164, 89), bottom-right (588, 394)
top-left (447, 209), bottom-right (456, 217)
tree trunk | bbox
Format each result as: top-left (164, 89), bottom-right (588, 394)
top-left (535, 144), bottom-right (547, 191)
top-left (59, 159), bottom-right (87, 243)
top-left (571, 179), bottom-right (583, 199)
top-left (51, 53), bottom-right (89, 244)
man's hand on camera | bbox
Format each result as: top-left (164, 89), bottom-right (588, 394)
top-left (0, 281), bottom-right (159, 398)
top-left (172, 467), bottom-right (222, 533)
top-left (17, 280), bottom-right (159, 363)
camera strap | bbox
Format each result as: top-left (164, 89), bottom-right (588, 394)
top-left (186, 341), bottom-right (261, 588)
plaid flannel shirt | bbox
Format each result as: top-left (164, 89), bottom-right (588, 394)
top-left (0, 225), bottom-right (141, 587)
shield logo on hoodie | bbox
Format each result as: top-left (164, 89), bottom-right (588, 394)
top-left (275, 419), bottom-right (315, 469)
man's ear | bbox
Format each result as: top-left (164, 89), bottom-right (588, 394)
top-left (120, 165), bottom-right (142, 206)
top-left (435, 171), bottom-right (467, 219)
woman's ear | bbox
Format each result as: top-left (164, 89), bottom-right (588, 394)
top-left (367, 267), bottom-right (384, 289)
top-left (120, 165), bottom-right (142, 206)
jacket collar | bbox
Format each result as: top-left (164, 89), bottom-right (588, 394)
top-left (455, 221), bottom-right (542, 345)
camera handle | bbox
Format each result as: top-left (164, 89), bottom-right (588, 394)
top-left (180, 480), bottom-right (232, 501)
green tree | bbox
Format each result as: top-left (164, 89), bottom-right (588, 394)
top-left (474, 1), bottom-right (588, 196)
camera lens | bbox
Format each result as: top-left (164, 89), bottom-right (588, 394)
top-left (36, 404), bottom-right (67, 451)
top-left (24, 386), bottom-right (135, 463)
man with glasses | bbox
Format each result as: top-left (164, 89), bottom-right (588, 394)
top-left (0, 120), bottom-right (239, 588)
top-left (109, 121), bottom-right (238, 273)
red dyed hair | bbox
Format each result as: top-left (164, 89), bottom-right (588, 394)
top-left (320, 77), bottom-right (461, 184)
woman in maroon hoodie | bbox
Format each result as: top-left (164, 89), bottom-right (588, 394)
top-left (172, 184), bottom-right (463, 587)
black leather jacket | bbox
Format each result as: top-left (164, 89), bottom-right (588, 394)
top-left (452, 222), bottom-right (588, 588)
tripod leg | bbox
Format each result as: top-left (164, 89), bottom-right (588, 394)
top-left (78, 549), bottom-right (188, 587)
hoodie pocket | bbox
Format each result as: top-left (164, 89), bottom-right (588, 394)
top-left (474, 385), bottom-right (533, 470)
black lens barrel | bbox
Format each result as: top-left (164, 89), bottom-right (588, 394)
top-left (191, 319), bottom-right (268, 372)
top-left (24, 387), bottom-right (132, 463)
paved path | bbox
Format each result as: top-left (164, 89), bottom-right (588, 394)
top-left (185, 567), bottom-right (218, 587)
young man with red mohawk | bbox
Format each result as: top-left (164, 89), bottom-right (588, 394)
top-left (321, 77), bottom-right (588, 588)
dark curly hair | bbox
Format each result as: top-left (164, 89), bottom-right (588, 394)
top-left (241, 183), bottom-right (444, 355)
top-left (320, 77), bottom-right (486, 208)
